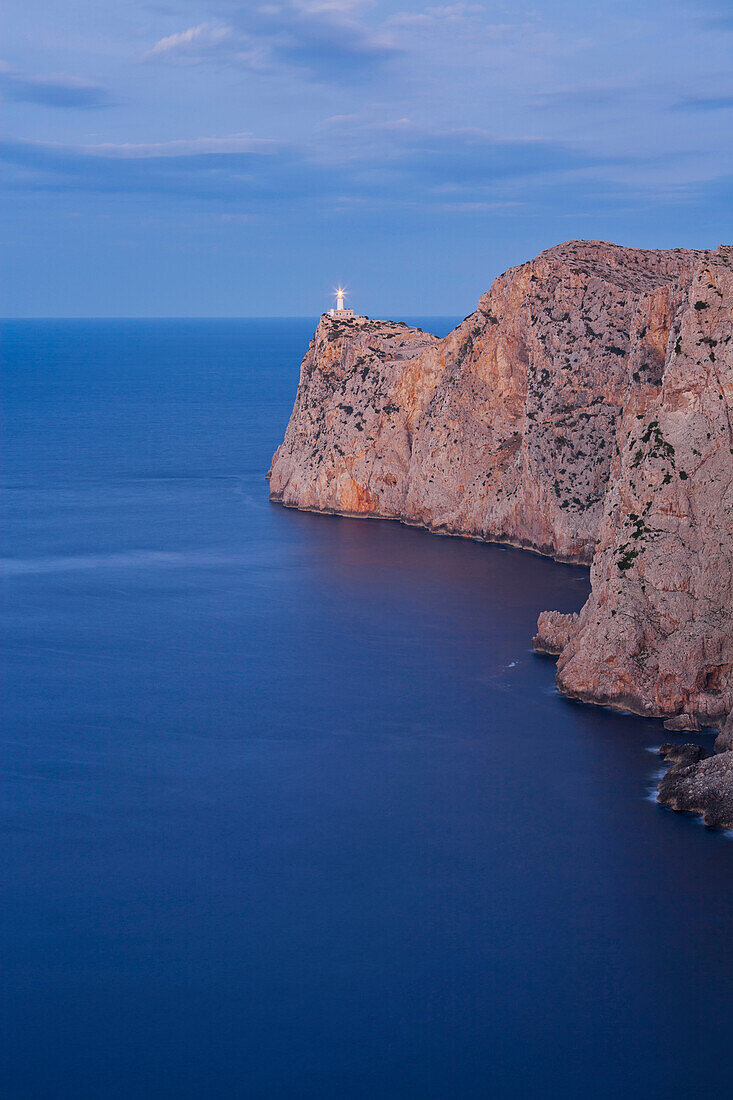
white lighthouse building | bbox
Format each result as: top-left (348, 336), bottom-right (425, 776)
top-left (328, 286), bottom-right (355, 320)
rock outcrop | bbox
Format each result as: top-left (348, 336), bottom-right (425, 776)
top-left (269, 240), bottom-right (733, 824)
top-left (657, 743), bottom-right (733, 829)
top-left (532, 610), bottom-right (580, 655)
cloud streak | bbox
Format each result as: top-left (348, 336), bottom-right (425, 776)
top-left (0, 121), bottom-right (632, 217)
top-left (0, 134), bottom-right (301, 204)
top-left (147, 22), bottom-right (234, 58)
top-left (671, 95), bottom-right (733, 111)
top-left (0, 62), bottom-right (113, 108)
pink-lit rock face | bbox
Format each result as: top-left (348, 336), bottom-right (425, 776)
top-left (552, 246), bottom-right (733, 734)
top-left (269, 240), bottom-right (733, 751)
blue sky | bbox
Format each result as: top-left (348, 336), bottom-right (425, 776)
top-left (2, 0), bottom-right (732, 315)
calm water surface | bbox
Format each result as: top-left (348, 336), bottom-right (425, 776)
top-left (2, 319), bottom-right (732, 1098)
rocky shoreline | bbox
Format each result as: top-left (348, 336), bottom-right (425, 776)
top-left (657, 736), bottom-right (733, 829)
top-left (269, 240), bottom-right (733, 829)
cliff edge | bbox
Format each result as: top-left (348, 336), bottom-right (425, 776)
top-left (269, 240), bottom-right (733, 825)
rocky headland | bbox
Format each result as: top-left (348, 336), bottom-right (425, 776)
top-left (269, 240), bottom-right (733, 829)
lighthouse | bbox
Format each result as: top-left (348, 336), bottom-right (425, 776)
top-left (328, 286), bottom-right (355, 320)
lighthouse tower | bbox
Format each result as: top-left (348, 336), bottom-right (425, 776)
top-left (328, 286), bottom-right (355, 320)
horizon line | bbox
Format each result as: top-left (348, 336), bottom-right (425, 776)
top-left (0, 313), bottom-right (465, 322)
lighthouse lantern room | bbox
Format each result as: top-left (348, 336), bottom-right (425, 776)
top-left (328, 286), bottom-right (355, 319)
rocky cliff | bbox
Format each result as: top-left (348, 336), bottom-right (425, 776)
top-left (269, 240), bottom-right (733, 825)
top-left (538, 247), bottom-right (733, 731)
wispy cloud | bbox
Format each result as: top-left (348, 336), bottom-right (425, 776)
top-left (0, 62), bottom-right (113, 108)
top-left (387, 4), bottom-right (506, 33)
top-left (147, 22), bottom-right (234, 58)
top-left (389, 4), bottom-right (485, 22)
top-left (0, 133), bottom-right (322, 206)
top-left (145, 1), bottom-right (400, 83)
top-left (315, 116), bottom-right (614, 191)
top-left (534, 85), bottom-right (643, 111)
top-left (80, 134), bottom-right (278, 157)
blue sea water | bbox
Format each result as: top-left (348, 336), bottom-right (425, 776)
top-left (2, 318), bottom-right (733, 1099)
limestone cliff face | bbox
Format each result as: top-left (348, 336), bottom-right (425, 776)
top-left (271, 241), bottom-right (704, 562)
top-left (269, 317), bottom-right (442, 517)
top-left (269, 240), bottom-right (732, 743)
top-left (541, 247), bottom-right (733, 731)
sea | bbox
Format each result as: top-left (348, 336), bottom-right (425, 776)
top-left (3, 318), bottom-right (733, 1098)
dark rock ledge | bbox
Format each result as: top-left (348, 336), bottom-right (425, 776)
top-left (657, 730), bottom-right (733, 830)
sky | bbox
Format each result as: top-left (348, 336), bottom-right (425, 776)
top-left (2, 0), bottom-right (733, 316)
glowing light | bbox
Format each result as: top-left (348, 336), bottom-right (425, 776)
top-left (333, 285), bottom-right (348, 311)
